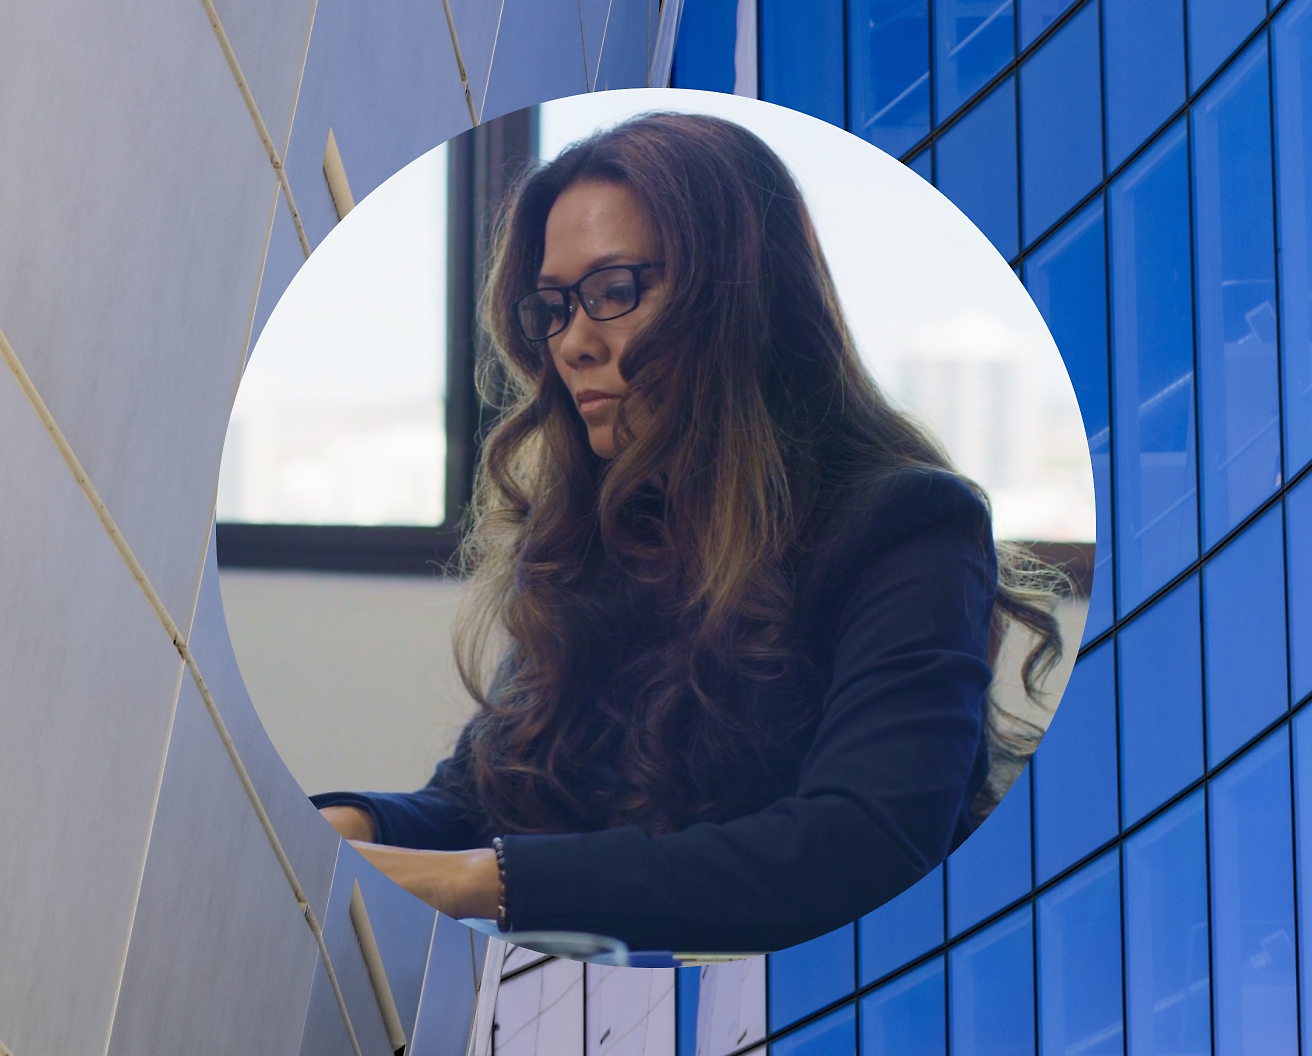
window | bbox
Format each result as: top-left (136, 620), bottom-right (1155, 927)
top-left (1187, 0), bottom-right (1266, 94)
top-left (947, 767), bottom-right (1032, 935)
top-left (948, 906), bottom-right (1035, 1056)
top-left (858, 957), bottom-right (945, 1056)
top-left (934, 0), bottom-right (1015, 120)
top-left (847, 0), bottom-right (931, 158)
top-left (1101, 0), bottom-right (1186, 171)
top-left (768, 925), bottom-right (856, 1032)
top-left (858, 866), bottom-right (944, 986)
top-left (770, 1005), bottom-right (856, 1056)
top-left (759, 0), bottom-right (845, 125)
top-left (935, 76), bottom-right (1019, 259)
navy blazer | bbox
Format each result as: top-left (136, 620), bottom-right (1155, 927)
top-left (312, 468), bottom-right (997, 953)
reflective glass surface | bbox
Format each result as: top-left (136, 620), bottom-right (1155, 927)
top-left (768, 924), bottom-right (855, 1032)
top-left (677, 966), bottom-right (699, 1056)
top-left (858, 866), bottom-right (943, 986)
top-left (1202, 506), bottom-right (1289, 766)
top-left (1123, 792), bottom-right (1211, 1056)
top-left (1118, 576), bottom-right (1204, 825)
top-left (670, 0), bottom-right (739, 92)
top-left (1289, 476), bottom-right (1312, 704)
top-left (1024, 201), bottom-right (1115, 637)
top-left (934, 0), bottom-right (1015, 120)
top-left (1034, 643), bottom-right (1118, 882)
top-left (1187, 0), bottom-right (1267, 94)
top-left (1038, 851), bottom-right (1124, 1056)
top-left (858, 958), bottom-right (945, 1056)
top-left (949, 906), bottom-right (1035, 1056)
top-left (771, 1005), bottom-right (856, 1056)
top-left (1193, 42), bottom-right (1281, 548)
top-left (1275, 0), bottom-right (1312, 475)
top-left (1109, 121), bottom-right (1198, 614)
top-left (908, 148), bottom-right (932, 182)
top-left (1019, 0), bottom-right (1077, 49)
top-left (1293, 707), bottom-right (1312, 1055)
top-left (947, 767), bottom-right (1032, 936)
top-left (1209, 729), bottom-right (1298, 1055)
top-left (1019, 2), bottom-right (1102, 244)
top-left (935, 77), bottom-right (1019, 259)
top-left (849, 0), bottom-right (930, 158)
top-left (1102, 0), bottom-right (1186, 171)
top-left (760, 0), bottom-right (845, 126)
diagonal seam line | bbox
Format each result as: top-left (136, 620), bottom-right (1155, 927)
top-left (440, 0), bottom-right (480, 126)
top-left (478, 0), bottom-right (508, 125)
top-left (591, 0), bottom-right (615, 91)
top-left (577, 0), bottom-right (591, 91)
top-left (199, 0), bottom-right (312, 259)
top-left (0, 325), bottom-right (363, 1056)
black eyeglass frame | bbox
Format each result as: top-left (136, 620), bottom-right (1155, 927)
top-left (513, 261), bottom-right (665, 342)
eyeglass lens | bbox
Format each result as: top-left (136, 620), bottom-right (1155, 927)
top-left (517, 267), bottom-right (641, 341)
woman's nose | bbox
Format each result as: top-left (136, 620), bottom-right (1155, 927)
top-left (555, 299), bottom-right (610, 366)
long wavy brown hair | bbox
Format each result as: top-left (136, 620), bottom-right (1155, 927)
top-left (452, 112), bottom-right (1065, 836)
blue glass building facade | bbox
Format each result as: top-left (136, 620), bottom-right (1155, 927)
top-left (671, 1), bottom-right (1312, 1052)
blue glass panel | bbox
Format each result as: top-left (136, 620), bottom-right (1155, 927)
top-left (1102, 0), bottom-right (1187, 171)
top-left (1193, 42), bottom-right (1281, 548)
top-left (1123, 792), bottom-right (1211, 1056)
top-left (1289, 477), bottom-right (1312, 704)
top-left (849, 0), bottom-right (930, 157)
top-left (949, 906), bottom-right (1035, 1056)
top-left (909, 148), bottom-right (932, 182)
top-left (947, 767), bottom-right (1032, 935)
top-left (859, 866), bottom-right (944, 986)
top-left (859, 958), bottom-right (945, 1056)
top-left (1024, 202), bottom-right (1114, 637)
top-left (1034, 644), bottom-right (1118, 882)
top-left (1118, 576), bottom-right (1205, 825)
top-left (1108, 121), bottom-right (1198, 614)
top-left (1187, 0), bottom-right (1267, 94)
top-left (1038, 851), bottom-right (1123, 1056)
top-left (677, 965), bottom-right (699, 1056)
top-left (1019, 2), bottom-right (1102, 244)
top-left (1292, 707), bottom-right (1312, 1054)
top-left (1209, 728), bottom-right (1298, 1056)
top-left (671, 0), bottom-right (739, 93)
top-left (1274, 0), bottom-right (1312, 475)
top-left (771, 1005), bottom-right (857, 1056)
top-left (768, 924), bottom-right (855, 1031)
top-left (935, 77), bottom-right (1019, 259)
top-left (759, 0), bottom-right (845, 126)
top-left (1202, 506), bottom-right (1289, 766)
top-left (1019, 0), bottom-right (1077, 49)
top-left (934, 0), bottom-right (1016, 120)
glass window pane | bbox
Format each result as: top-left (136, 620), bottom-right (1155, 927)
top-left (1019, 2), bottom-right (1102, 244)
top-left (1024, 202), bottom-right (1114, 638)
top-left (1274, 0), bottom-right (1312, 476)
top-left (1038, 850), bottom-right (1123, 1056)
top-left (909, 147), bottom-right (932, 182)
top-left (859, 957), bottom-right (945, 1056)
top-left (1109, 120), bottom-right (1198, 615)
top-left (849, 0), bottom-right (930, 158)
top-left (678, 965), bottom-right (699, 1056)
top-left (1202, 506), bottom-right (1289, 767)
top-left (1209, 728), bottom-right (1298, 1056)
top-left (586, 966), bottom-right (675, 1056)
top-left (759, 0), bottom-right (845, 126)
top-left (1123, 791), bottom-right (1211, 1056)
top-left (949, 906), bottom-right (1035, 1056)
top-left (935, 77), bottom-right (1019, 260)
top-left (768, 925), bottom-right (855, 1032)
top-left (1193, 42), bottom-right (1281, 549)
top-left (671, 0), bottom-right (739, 92)
top-left (494, 959), bottom-right (585, 1056)
top-left (858, 866), bottom-right (944, 986)
top-left (696, 958), bottom-right (767, 1056)
top-left (770, 1005), bottom-right (856, 1056)
top-left (934, 0), bottom-right (1016, 120)
top-left (1187, 0), bottom-right (1266, 95)
top-left (1102, 0), bottom-right (1186, 170)
top-left (1288, 477), bottom-right (1312, 704)
top-left (1292, 707), bottom-right (1312, 1055)
top-left (1019, 0), bottom-right (1077, 50)
top-left (947, 767), bottom-right (1032, 936)
top-left (1118, 576), bottom-right (1205, 825)
top-left (1034, 643), bottom-right (1118, 882)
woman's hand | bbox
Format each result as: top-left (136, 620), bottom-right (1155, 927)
top-left (320, 805), bottom-right (376, 842)
top-left (348, 842), bottom-right (502, 920)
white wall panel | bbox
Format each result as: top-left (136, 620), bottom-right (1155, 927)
top-left (105, 676), bottom-right (321, 1056)
top-left (0, 370), bottom-right (186, 1055)
top-left (409, 915), bottom-right (483, 1056)
top-left (0, 0), bottom-right (280, 623)
top-left (592, 0), bottom-right (663, 92)
top-left (585, 966), bottom-right (676, 1056)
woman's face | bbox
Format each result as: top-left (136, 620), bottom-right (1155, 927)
top-left (539, 179), bottom-right (665, 459)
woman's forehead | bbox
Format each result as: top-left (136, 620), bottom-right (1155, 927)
top-left (538, 181), bottom-right (656, 282)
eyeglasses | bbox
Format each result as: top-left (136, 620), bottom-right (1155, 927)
top-left (514, 262), bottom-right (664, 342)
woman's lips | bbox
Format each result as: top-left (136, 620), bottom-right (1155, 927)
top-left (576, 393), bottom-right (620, 416)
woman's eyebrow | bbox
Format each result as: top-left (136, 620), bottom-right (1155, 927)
top-left (537, 251), bottom-right (641, 285)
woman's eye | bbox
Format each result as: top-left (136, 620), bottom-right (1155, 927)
top-left (604, 283), bottom-right (635, 304)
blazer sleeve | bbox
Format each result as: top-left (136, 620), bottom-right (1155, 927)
top-left (498, 514), bottom-right (997, 953)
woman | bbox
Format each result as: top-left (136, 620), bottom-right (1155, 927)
top-left (313, 112), bottom-right (1062, 954)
